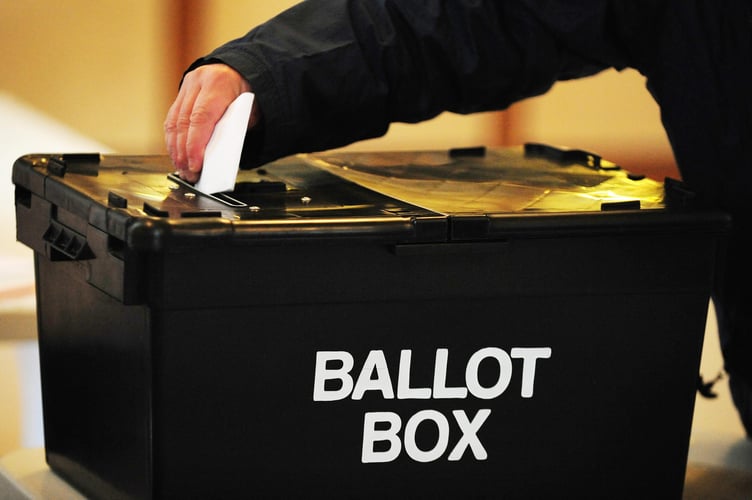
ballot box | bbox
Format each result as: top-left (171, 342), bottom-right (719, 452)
top-left (13, 145), bottom-right (728, 499)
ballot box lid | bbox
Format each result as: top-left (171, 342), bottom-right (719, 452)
top-left (12, 144), bottom-right (727, 253)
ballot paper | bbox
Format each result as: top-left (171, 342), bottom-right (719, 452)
top-left (194, 92), bottom-right (255, 195)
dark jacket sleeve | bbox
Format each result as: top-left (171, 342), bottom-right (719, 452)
top-left (190, 0), bottom-right (659, 167)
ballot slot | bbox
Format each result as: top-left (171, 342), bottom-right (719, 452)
top-left (167, 173), bottom-right (248, 208)
top-left (166, 172), bottom-right (291, 209)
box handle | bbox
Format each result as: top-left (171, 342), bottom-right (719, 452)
top-left (43, 220), bottom-right (93, 261)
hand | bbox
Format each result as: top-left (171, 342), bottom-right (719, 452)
top-left (164, 63), bottom-right (260, 182)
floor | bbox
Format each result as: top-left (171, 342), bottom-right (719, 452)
top-left (688, 303), bottom-right (752, 468)
top-left (683, 302), bottom-right (752, 498)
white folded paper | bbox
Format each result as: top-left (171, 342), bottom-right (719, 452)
top-left (194, 92), bottom-right (255, 195)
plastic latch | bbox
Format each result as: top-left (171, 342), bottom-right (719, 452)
top-left (664, 177), bottom-right (697, 209)
top-left (108, 192), bottom-right (128, 209)
top-left (61, 153), bottom-right (101, 163)
top-left (601, 200), bottom-right (641, 211)
top-left (43, 220), bottom-right (92, 260)
top-left (180, 211), bottom-right (223, 218)
top-left (524, 143), bottom-right (620, 170)
top-left (47, 157), bottom-right (67, 177)
top-left (449, 146), bottom-right (486, 157)
top-left (143, 202), bottom-right (169, 218)
top-left (449, 215), bottom-right (491, 241)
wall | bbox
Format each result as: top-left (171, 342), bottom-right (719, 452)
top-left (0, 0), bottom-right (172, 154)
top-left (508, 68), bottom-right (679, 181)
top-left (0, 346), bottom-right (21, 455)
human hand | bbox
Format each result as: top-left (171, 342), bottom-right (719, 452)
top-left (164, 63), bottom-right (260, 183)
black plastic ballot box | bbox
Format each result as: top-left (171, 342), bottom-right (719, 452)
top-left (13, 145), bottom-right (728, 499)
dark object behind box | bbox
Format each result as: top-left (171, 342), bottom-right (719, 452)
top-left (13, 146), bottom-right (728, 499)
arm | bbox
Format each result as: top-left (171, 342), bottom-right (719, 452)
top-left (165, 0), bottom-right (658, 173)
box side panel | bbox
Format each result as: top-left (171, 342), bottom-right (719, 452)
top-left (35, 256), bottom-right (152, 500)
top-left (147, 232), bottom-right (718, 498)
top-left (151, 292), bottom-right (707, 498)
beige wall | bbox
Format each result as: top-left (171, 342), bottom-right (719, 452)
top-left (0, 344), bottom-right (21, 456)
top-left (509, 68), bottom-right (679, 180)
top-left (0, 1), bottom-right (171, 154)
top-left (201, 2), bottom-right (296, 48)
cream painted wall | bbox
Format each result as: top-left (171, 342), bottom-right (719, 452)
top-left (0, 345), bottom-right (21, 456)
top-left (509, 68), bottom-right (679, 180)
top-left (519, 69), bottom-right (668, 149)
top-left (0, 1), bottom-right (171, 154)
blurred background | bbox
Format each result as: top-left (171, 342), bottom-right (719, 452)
top-left (1, 0), bottom-right (703, 462)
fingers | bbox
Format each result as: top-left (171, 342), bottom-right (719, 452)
top-left (164, 64), bottom-right (253, 182)
top-left (184, 91), bottom-right (218, 179)
top-left (168, 83), bottom-right (201, 178)
top-left (164, 87), bottom-right (188, 171)
top-left (165, 73), bottom-right (205, 182)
